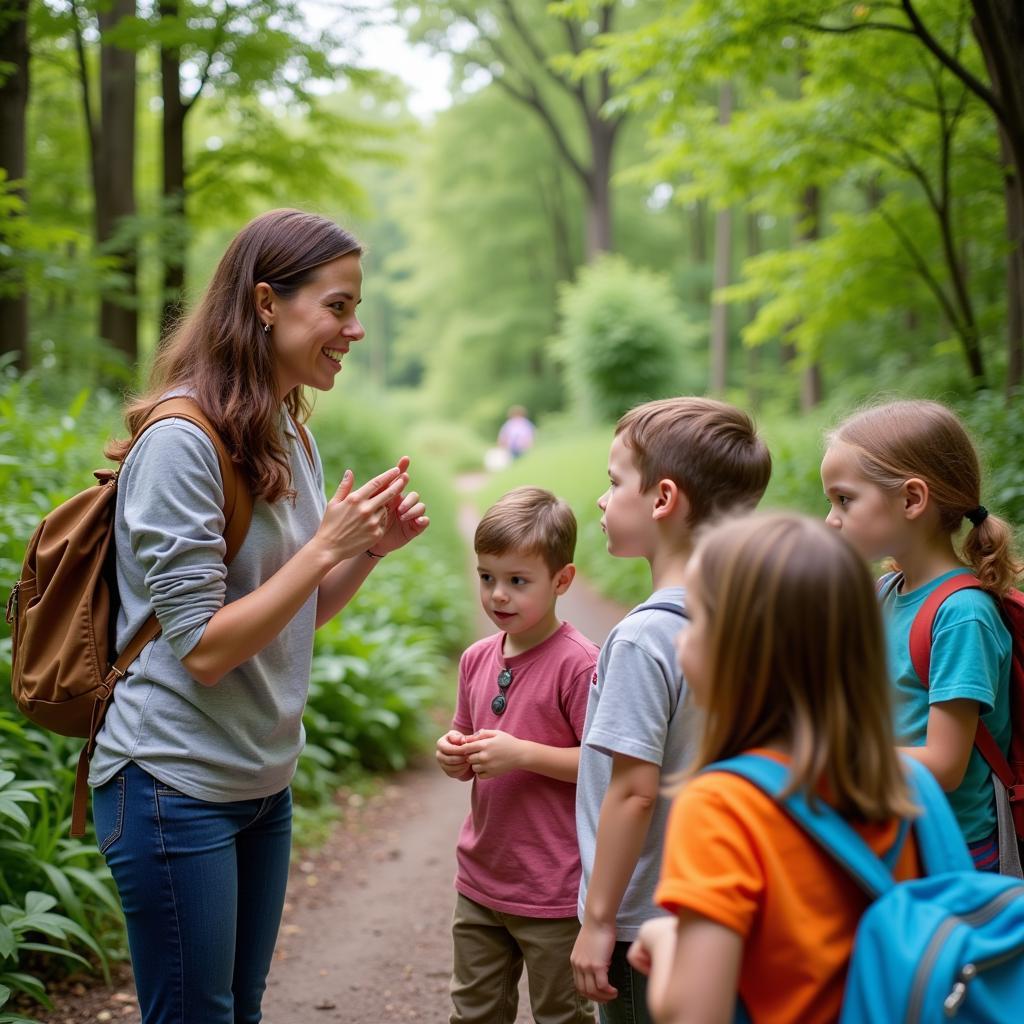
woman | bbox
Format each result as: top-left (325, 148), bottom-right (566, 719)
top-left (90, 209), bottom-right (429, 1023)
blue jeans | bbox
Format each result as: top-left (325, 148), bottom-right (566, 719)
top-left (93, 761), bottom-right (292, 1024)
top-left (598, 941), bottom-right (652, 1024)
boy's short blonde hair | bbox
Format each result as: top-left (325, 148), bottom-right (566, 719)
top-left (616, 397), bottom-right (771, 527)
top-left (474, 487), bottom-right (576, 574)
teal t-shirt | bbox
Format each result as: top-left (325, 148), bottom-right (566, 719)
top-left (884, 568), bottom-right (1012, 844)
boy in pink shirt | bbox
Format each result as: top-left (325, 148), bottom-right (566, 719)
top-left (436, 486), bottom-right (598, 1024)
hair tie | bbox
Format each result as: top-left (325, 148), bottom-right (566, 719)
top-left (965, 505), bottom-right (989, 527)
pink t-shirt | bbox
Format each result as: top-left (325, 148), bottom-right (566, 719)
top-left (453, 622), bottom-right (598, 918)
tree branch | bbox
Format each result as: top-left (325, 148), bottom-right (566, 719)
top-left (488, 73), bottom-right (590, 185)
top-left (182, 8), bottom-right (230, 116)
top-left (70, 0), bottom-right (99, 192)
top-left (900, 0), bottom-right (1004, 123)
top-left (877, 205), bottom-right (966, 337)
top-left (497, 0), bottom-right (581, 105)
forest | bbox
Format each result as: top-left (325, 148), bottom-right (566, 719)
top-left (1, 0), bottom-right (1022, 1019)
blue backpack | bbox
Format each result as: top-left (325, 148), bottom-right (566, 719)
top-left (710, 754), bottom-right (1024, 1022)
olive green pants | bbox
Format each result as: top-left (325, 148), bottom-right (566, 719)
top-left (449, 893), bottom-right (595, 1024)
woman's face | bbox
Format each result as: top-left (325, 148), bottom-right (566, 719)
top-left (262, 253), bottom-right (365, 399)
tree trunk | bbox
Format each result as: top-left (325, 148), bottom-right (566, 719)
top-left (159, 0), bottom-right (186, 340)
top-left (97, 0), bottom-right (138, 366)
top-left (584, 117), bottom-right (616, 259)
top-left (971, 2), bottom-right (1024, 390)
top-left (745, 211), bottom-right (762, 410)
top-left (798, 184), bottom-right (823, 409)
top-left (0, 0), bottom-right (30, 370)
top-left (709, 83), bottom-right (733, 394)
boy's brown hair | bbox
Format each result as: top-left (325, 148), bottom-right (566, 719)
top-left (616, 397), bottom-right (771, 528)
top-left (474, 487), bottom-right (577, 574)
top-left (687, 513), bottom-right (915, 821)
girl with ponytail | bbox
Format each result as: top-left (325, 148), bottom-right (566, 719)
top-left (822, 399), bottom-right (1020, 871)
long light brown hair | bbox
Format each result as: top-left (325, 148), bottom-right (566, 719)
top-left (106, 209), bottom-right (362, 502)
top-left (831, 400), bottom-right (1021, 595)
top-left (688, 513), bottom-right (915, 821)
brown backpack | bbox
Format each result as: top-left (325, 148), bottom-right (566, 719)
top-left (6, 396), bottom-right (258, 837)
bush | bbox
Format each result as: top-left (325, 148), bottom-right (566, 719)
top-left (554, 254), bottom-right (703, 424)
top-left (959, 390), bottom-right (1024, 531)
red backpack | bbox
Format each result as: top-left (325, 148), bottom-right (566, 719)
top-left (906, 574), bottom-right (1024, 842)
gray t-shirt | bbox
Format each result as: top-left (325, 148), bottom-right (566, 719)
top-left (89, 413), bottom-right (327, 802)
top-left (576, 587), bottom-right (693, 940)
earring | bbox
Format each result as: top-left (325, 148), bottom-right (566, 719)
top-left (262, 322), bottom-right (271, 334)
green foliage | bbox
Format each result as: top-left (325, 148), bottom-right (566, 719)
top-left (555, 254), bottom-right (702, 423)
top-left (960, 391), bottom-right (1024, 529)
top-left (584, 0), bottom-right (1011, 398)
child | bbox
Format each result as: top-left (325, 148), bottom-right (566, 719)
top-left (436, 486), bottom-right (599, 1024)
top-left (571, 398), bottom-right (771, 1023)
top-left (628, 513), bottom-right (923, 1024)
top-left (822, 399), bottom-right (1017, 871)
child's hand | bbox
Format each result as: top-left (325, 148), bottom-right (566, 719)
top-left (460, 729), bottom-right (523, 779)
top-left (628, 917), bottom-right (676, 978)
top-left (571, 920), bottom-right (618, 1002)
top-left (436, 730), bottom-right (472, 779)
top-left (626, 937), bottom-right (652, 977)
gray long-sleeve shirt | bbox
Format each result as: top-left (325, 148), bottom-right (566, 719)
top-left (88, 414), bottom-right (327, 801)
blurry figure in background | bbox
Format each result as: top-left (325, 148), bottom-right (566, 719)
top-left (498, 405), bottom-right (536, 461)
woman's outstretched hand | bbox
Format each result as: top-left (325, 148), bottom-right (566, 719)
top-left (367, 455), bottom-right (430, 556)
top-left (314, 463), bottom-right (409, 565)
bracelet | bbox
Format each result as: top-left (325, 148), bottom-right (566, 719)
top-left (365, 548), bottom-right (386, 560)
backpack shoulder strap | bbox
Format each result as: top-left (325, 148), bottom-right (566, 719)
top-left (707, 754), bottom-right (895, 899)
top-left (877, 571), bottom-right (903, 599)
top-left (909, 575), bottom-right (1015, 789)
top-left (108, 397), bottom-right (254, 677)
top-left (908, 574), bottom-right (984, 689)
top-left (132, 396), bottom-right (253, 563)
top-left (901, 757), bottom-right (975, 875)
top-left (627, 602), bottom-right (689, 619)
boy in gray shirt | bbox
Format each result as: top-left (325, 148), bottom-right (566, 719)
top-left (571, 398), bottom-right (771, 1024)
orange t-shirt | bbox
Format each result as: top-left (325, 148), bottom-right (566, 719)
top-left (654, 751), bottom-right (921, 1024)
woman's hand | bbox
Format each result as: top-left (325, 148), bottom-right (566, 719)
top-left (313, 464), bottom-right (409, 565)
top-left (368, 455), bottom-right (430, 556)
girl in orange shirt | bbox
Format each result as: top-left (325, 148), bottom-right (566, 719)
top-left (627, 513), bottom-right (921, 1024)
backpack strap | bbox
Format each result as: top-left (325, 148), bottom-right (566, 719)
top-left (707, 755), bottom-right (973, 900)
top-left (709, 754), bottom-right (896, 899)
top-left (900, 756), bottom-right (976, 875)
top-left (876, 571), bottom-right (902, 600)
top-left (627, 602), bottom-right (689, 619)
top-left (70, 397), bottom-right (253, 838)
top-left (907, 575), bottom-right (1015, 793)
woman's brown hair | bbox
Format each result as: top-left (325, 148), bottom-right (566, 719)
top-left (831, 400), bottom-right (1021, 595)
top-left (688, 513), bottom-right (915, 821)
top-left (106, 209), bottom-right (362, 502)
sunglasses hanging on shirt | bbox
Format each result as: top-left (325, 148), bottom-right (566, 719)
top-left (491, 667), bottom-right (513, 715)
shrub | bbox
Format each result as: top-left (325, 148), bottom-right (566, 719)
top-left (554, 254), bottom-right (703, 424)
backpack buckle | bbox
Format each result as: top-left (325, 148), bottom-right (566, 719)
top-left (5, 581), bottom-right (17, 624)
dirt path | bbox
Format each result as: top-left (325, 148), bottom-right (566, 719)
top-left (47, 484), bottom-right (626, 1024)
